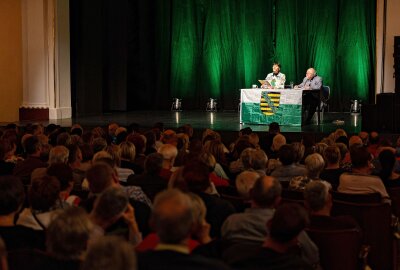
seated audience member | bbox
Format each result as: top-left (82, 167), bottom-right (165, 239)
top-left (136, 192), bottom-right (211, 253)
top-left (127, 134), bottom-right (147, 171)
top-left (120, 141), bottom-right (143, 175)
top-left (46, 163), bottom-right (80, 206)
top-left (174, 133), bottom-right (190, 167)
top-left (291, 142), bottom-right (306, 166)
top-left (31, 145), bottom-right (69, 181)
top-left (107, 123), bottom-right (119, 145)
top-left (144, 130), bottom-right (157, 155)
top-left (235, 171), bottom-right (261, 201)
top-left (202, 140), bottom-right (230, 179)
top-left (341, 135), bottom-right (363, 164)
top-left (157, 143), bottom-right (179, 181)
top-left (320, 146), bottom-right (346, 190)
top-left (17, 175), bottom-right (61, 230)
top-left (271, 144), bottom-right (307, 183)
top-left (8, 208), bottom-right (90, 270)
top-left (198, 152), bottom-right (230, 187)
top-left (56, 132), bottom-right (72, 146)
top-left (92, 137), bottom-right (108, 154)
top-left (127, 153), bottom-right (167, 201)
top-left (66, 144), bottom-right (86, 189)
top-left (82, 236), bottom-right (137, 270)
top-left (259, 122), bottom-right (280, 153)
top-left (0, 139), bottom-right (16, 175)
top-left (267, 133), bottom-right (286, 160)
top-left (43, 207), bottom-right (92, 269)
top-left (0, 176), bottom-right (45, 251)
top-left (229, 147), bottom-right (255, 176)
top-left (81, 162), bottom-right (151, 236)
top-left (183, 160), bottom-right (236, 238)
top-left (304, 181), bottom-right (359, 230)
top-left (338, 145), bottom-right (390, 203)
top-left (222, 176), bottom-right (319, 267)
top-left (359, 131), bottom-right (369, 146)
top-left (90, 187), bottom-right (141, 245)
top-left (378, 149), bottom-right (400, 188)
top-left (232, 203), bottom-right (314, 270)
top-left (104, 145), bottom-right (134, 183)
top-left (137, 189), bottom-right (229, 270)
top-left (368, 131), bottom-right (380, 158)
top-left (289, 153), bottom-right (331, 191)
top-left (13, 135), bottom-right (47, 185)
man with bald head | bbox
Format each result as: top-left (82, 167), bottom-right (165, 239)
top-left (295, 67), bottom-right (323, 124)
top-left (138, 189), bottom-right (229, 270)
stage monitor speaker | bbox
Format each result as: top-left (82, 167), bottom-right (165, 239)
top-left (376, 93), bottom-right (400, 132)
top-left (361, 104), bottom-right (378, 132)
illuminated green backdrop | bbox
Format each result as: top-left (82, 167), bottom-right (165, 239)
top-left (70, 0), bottom-right (376, 114)
top-left (167, 0), bottom-right (375, 111)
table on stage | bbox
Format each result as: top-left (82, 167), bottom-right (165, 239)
top-left (240, 88), bottom-right (321, 126)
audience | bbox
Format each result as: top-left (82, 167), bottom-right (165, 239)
top-left (1, 122), bottom-right (400, 269)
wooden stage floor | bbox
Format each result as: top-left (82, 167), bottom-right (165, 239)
top-left (4, 110), bottom-right (362, 135)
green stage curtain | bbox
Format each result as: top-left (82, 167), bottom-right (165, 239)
top-left (70, 0), bottom-right (376, 113)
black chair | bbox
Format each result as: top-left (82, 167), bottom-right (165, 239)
top-left (330, 191), bottom-right (381, 204)
top-left (331, 200), bottom-right (395, 270)
top-left (306, 228), bottom-right (363, 270)
top-left (320, 85), bottom-right (330, 113)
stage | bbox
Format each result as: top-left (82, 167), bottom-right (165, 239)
top-left (4, 110), bottom-right (362, 135)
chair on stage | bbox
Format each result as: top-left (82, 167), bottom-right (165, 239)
top-left (306, 228), bottom-right (364, 270)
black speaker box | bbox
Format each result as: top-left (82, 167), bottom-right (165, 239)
top-left (376, 93), bottom-right (400, 132)
top-left (361, 104), bottom-right (378, 132)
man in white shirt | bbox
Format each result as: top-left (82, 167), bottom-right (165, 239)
top-left (263, 63), bottom-right (286, 89)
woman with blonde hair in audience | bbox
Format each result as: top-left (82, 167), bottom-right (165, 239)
top-left (289, 153), bottom-right (331, 191)
top-left (120, 141), bottom-right (143, 175)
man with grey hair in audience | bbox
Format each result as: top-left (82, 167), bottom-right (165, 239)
top-left (221, 175), bottom-right (319, 267)
top-left (137, 189), bottom-right (230, 270)
top-left (31, 145), bottom-right (69, 180)
top-left (304, 181), bottom-right (359, 230)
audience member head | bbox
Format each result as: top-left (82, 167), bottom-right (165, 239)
top-left (115, 128), bottom-right (128, 145)
top-left (182, 160), bottom-right (211, 193)
top-left (23, 135), bottom-right (41, 156)
top-left (158, 144), bottom-right (178, 167)
top-left (46, 207), bottom-right (92, 260)
top-left (304, 153), bottom-right (325, 179)
top-left (334, 129), bottom-right (347, 141)
top-left (379, 149), bottom-right (397, 181)
top-left (144, 153), bottom-right (163, 175)
top-left (56, 132), bottom-right (71, 146)
top-left (304, 181), bottom-right (332, 214)
top-left (240, 148), bottom-right (256, 170)
top-left (236, 171), bottom-right (261, 200)
top-left (291, 142), bottom-right (305, 164)
top-left (70, 124), bottom-right (83, 137)
top-left (119, 141), bottom-right (136, 162)
top-left (0, 176), bottom-right (25, 216)
top-left (151, 189), bottom-right (193, 244)
top-left (80, 143), bottom-right (94, 162)
top-left (250, 175), bottom-right (282, 208)
top-left (335, 142), bottom-right (348, 163)
top-left (29, 175), bottom-right (60, 212)
top-left (278, 144), bottom-right (294, 165)
top-left (86, 162), bottom-right (116, 194)
top-left (47, 163), bottom-right (74, 193)
top-left (272, 134), bottom-right (286, 152)
top-left (251, 149), bottom-right (269, 172)
top-left (369, 131), bottom-right (380, 145)
top-left (92, 137), bottom-right (108, 154)
top-left (161, 129), bottom-right (177, 145)
top-left (82, 236), bottom-right (136, 270)
top-left (197, 152), bottom-right (216, 173)
top-left (268, 122), bottom-right (280, 134)
top-left (349, 135), bottom-right (363, 148)
top-left (335, 136), bottom-right (349, 147)
top-left (127, 134), bottom-right (146, 155)
top-left (350, 145), bottom-right (372, 170)
top-left (314, 143), bottom-right (328, 156)
top-left (91, 187), bottom-right (129, 229)
top-left (187, 192), bottom-right (208, 239)
top-left (268, 203), bottom-right (309, 244)
top-left (108, 123), bottom-right (119, 137)
top-left (67, 144), bottom-right (82, 167)
top-left (48, 145), bottom-right (69, 164)
top-left (203, 140), bottom-right (227, 165)
top-left (359, 131), bottom-right (369, 146)
top-left (239, 127), bottom-right (252, 137)
top-left (323, 145), bottom-right (341, 166)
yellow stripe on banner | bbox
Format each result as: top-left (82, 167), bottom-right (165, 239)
top-left (260, 103), bottom-right (269, 106)
top-left (273, 103), bottom-right (279, 106)
top-left (260, 108), bottom-right (273, 111)
top-left (271, 98), bottom-right (280, 102)
top-left (268, 94), bottom-right (281, 97)
top-left (264, 113), bottom-right (274, 116)
top-left (261, 98), bottom-right (266, 102)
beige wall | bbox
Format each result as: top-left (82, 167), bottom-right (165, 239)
top-left (376, 0), bottom-right (400, 94)
top-left (0, 0), bottom-right (22, 122)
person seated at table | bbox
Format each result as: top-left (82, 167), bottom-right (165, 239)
top-left (295, 68), bottom-right (322, 90)
top-left (262, 63), bottom-right (286, 89)
top-left (295, 68), bottom-right (323, 124)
